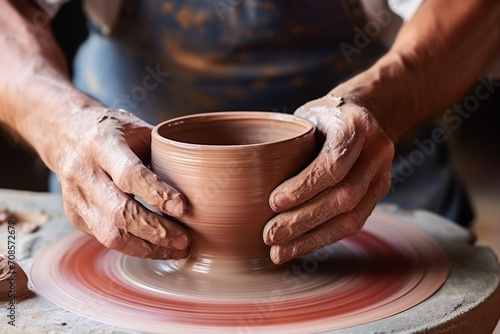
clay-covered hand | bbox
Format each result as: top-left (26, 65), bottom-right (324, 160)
top-left (55, 107), bottom-right (190, 259)
top-left (263, 95), bottom-right (394, 264)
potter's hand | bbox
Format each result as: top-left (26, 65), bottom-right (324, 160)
top-left (264, 96), bottom-right (394, 264)
top-left (57, 108), bottom-right (189, 259)
top-left (0, 1), bottom-right (188, 260)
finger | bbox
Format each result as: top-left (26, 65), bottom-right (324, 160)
top-left (59, 180), bottom-right (94, 235)
top-left (264, 152), bottom-right (378, 245)
top-left (65, 210), bottom-right (93, 236)
top-left (269, 175), bottom-right (390, 265)
top-left (89, 168), bottom-right (190, 251)
top-left (97, 140), bottom-right (186, 218)
top-left (269, 126), bottom-right (364, 212)
top-left (86, 205), bottom-right (187, 259)
top-left (60, 181), bottom-right (186, 259)
top-left (122, 118), bottom-right (155, 162)
top-left (94, 109), bottom-right (154, 162)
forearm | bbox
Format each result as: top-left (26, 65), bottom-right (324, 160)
top-left (0, 0), bottom-right (101, 170)
top-left (333, 0), bottom-right (500, 141)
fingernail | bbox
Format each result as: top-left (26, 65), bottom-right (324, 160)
top-left (165, 200), bottom-right (185, 218)
top-left (273, 225), bottom-right (290, 242)
top-left (273, 192), bottom-right (291, 209)
top-left (171, 235), bottom-right (188, 250)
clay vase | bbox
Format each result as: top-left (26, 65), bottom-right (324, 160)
top-left (151, 112), bottom-right (315, 276)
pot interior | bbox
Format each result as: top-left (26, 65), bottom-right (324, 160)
top-left (158, 113), bottom-right (312, 146)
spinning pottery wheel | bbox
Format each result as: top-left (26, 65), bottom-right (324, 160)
top-left (25, 205), bottom-right (500, 334)
top-left (1, 190), bottom-right (499, 333)
top-left (31, 209), bottom-right (450, 333)
top-left (12, 113), bottom-right (500, 333)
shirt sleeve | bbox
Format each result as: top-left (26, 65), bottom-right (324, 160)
top-left (31, 0), bottom-right (72, 18)
top-left (387, 0), bottom-right (425, 21)
top-left (386, 0), bottom-right (499, 77)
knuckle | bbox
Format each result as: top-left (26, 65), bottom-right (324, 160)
top-left (354, 108), bottom-right (373, 129)
top-left (63, 205), bottom-right (81, 226)
top-left (109, 200), bottom-right (128, 228)
top-left (85, 118), bottom-right (110, 140)
top-left (113, 162), bottom-right (142, 191)
top-left (81, 124), bottom-right (107, 153)
top-left (60, 153), bottom-right (84, 183)
top-left (341, 215), bottom-right (364, 236)
top-left (100, 229), bottom-right (126, 250)
top-left (320, 153), bottom-right (342, 185)
top-left (381, 137), bottom-right (395, 161)
top-left (295, 163), bottom-right (321, 195)
top-left (377, 174), bottom-right (392, 198)
top-left (336, 187), bottom-right (359, 211)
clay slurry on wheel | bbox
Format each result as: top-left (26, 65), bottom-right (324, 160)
top-left (30, 210), bottom-right (449, 333)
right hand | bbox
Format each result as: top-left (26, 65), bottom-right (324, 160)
top-left (53, 107), bottom-right (190, 259)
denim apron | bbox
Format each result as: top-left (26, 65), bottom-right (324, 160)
top-left (69, 0), bottom-right (473, 226)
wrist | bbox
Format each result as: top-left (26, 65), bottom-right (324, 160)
top-left (330, 52), bottom-right (424, 143)
top-left (14, 79), bottom-right (105, 172)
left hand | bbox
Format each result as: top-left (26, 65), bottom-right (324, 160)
top-left (263, 94), bottom-right (394, 264)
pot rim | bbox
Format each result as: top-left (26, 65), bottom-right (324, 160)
top-left (152, 111), bottom-right (315, 149)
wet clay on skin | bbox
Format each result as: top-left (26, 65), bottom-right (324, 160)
top-left (30, 211), bottom-right (450, 332)
top-left (152, 111), bottom-right (316, 275)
